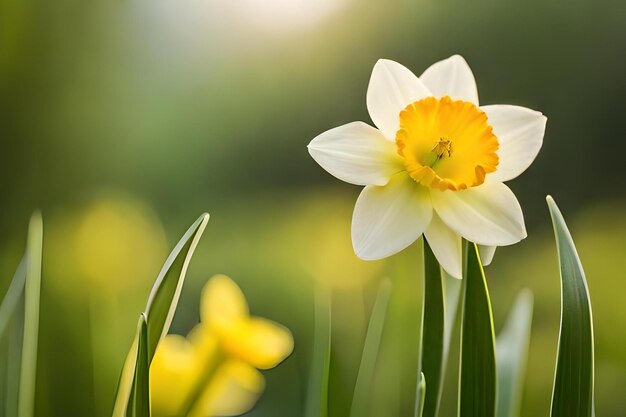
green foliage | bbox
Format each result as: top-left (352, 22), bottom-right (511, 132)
top-left (417, 373), bottom-right (426, 417)
top-left (127, 314), bottom-right (150, 417)
top-left (0, 260), bottom-right (26, 342)
top-left (112, 213), bottom-right (210, 417)
top-left (144, 213), bottom-right (210, 360)
top-left (0, 212), bottom-right (43, 417)
top-left (18, 213), bottom-right (43, 417)
top-left (0, 259), bottom-right (26, 417)
top-left (547, 196), bottom-right (595, 417)
top-left (305, 288), bottom-right (332, 417)
top-left (496, 290), bottom-right (534, 417)
top-left (416, 241), bottom-right (446, 417)
top-left (458, 243), bottom-right (497, 417)
top-left (350, 280), bottom-right (392, 417)
top-left (0, 199), bottom-right (602, 417)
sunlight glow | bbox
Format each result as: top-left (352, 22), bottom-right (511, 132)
top-left (234, 0), bottom-right (347, 31)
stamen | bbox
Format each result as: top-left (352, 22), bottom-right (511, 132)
top-left (432, 137), bottom-right (453, 158)
top-left (395, 96), bottom-right (499, 191)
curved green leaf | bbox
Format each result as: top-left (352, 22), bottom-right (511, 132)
top-left (417, 373), bottom-right (426, 417)
top-left (443, 272), bottom-right (462, 366)
top-left (416, 241), bottom-right (445, 417)
top-left (459, 242), bottom-right (496, 417)
top-left (18, 212), bottom-right (43, 417)
top-left (144, 213), bottom-right (210, 359)
top-left (547, 196), bottom-right (594, 417)
top-left (305, 287), bottom-right (331, 417)
top-left (350, 279), bottom-right (392, 417)
top-left (112, 213), bottom-right (210, 417)
top-left (496, 290), bottom-right (533, 417)
top-left (127, 314), bottom-right (150, 417)
top-left (0, 259), bottom-right (26, 339)
top-left (0, 213), bottom-right (44, 417)
top-left (0, 259), bottom-right (26, 416)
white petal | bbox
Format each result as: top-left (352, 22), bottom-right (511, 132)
top-left (424, 213), bottom-right (462, 279)
top-left (366, 59), bottom-right (432, 140)
top-left (352, 173), bottom-right (432, 260)
top-left (430, 182), bottom-right (526, 246)
top-left (308, 122), bottom-right (404, 186)
top-left (482, 105), bottom-right (547, 182)
top-left (478, 245), bottom-right (497, 266)
top-left (419, 55), bottom-right (479, 105)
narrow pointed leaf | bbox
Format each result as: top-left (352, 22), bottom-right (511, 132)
top-left (416, 241), bottom-right (445, 417)
top-left (443, 271), bottom-right (462, 362)
top-left (350, 279), bottom-right (392, 417)
top-left (496, 290), bottom-right (533, 417)
top-left (459, 242), bottom-right (496, 417)
top-left (547, 196), bottom-right (594, 417)
top-left (3, 303), bottom-right (24, 416)
top-left (417, 373), bottom-right (426, 417)
top-left (0, 260), bottom-right (26, 416)
top-left (18, 212), bottom-right (43, 417)
top-left (127, 314), bottom-right (150, 417)
top-left (144, 213), bottom-right (210, 359)
top-left (0, 259), bottom-right (26, 339)
top-left (305, 287), bottom-right (331, 417)
top-left (112, 213), bottom-right (210, 417)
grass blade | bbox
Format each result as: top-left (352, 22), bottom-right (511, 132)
top-left (547, 196), bottom-right (594, 417)
top-left (305, 287), bottom-right (331, 417)
top-left (144, 213), bottom-right (210, 359)
top-left (0, 259), bottom-right (26, 339)
top-left (443, 271), bottom-right (462, 363)
top-left (112, 213), bottom-right (210, 417)
top-left (458, 242), bottom-right (496, 417)
top-left (127, 314), bottom-right (150, 417)
top-left (417, 373), bottom-right (426, 417)
top-left (18, 212), bottom-right (43, 417)
top-left (0, 260), bottom-right (26, 416)
top-left (496, 290), bottom-right (533, 417)
top-left (350, 279), bottom-right (392, 417)
top-left (416, 241), bottom-right (446, 417)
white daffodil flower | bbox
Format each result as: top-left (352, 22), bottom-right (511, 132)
top-left (308, 55), bottom-right (546, 279)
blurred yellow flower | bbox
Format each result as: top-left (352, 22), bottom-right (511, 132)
top-left (150, 275), bottom-right (294, 417)
top-left (47, 191), bottom-right (168, 296)
top-left (200, 275), bottom-right (294, 369)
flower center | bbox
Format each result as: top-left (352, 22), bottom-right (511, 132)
top-left (395, 96), bottom-right (499, 191)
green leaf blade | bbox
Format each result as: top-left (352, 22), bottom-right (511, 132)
top-left (0, 260), bottom-right (26, 416)
top-left (350, 279), bottom-right (392, 417)
top-left (18, 212), bottom-right (43, 417)
top-left (417, 373), bottom-right (426, 417)
top-left (127, 314), bottom-right (150, 417)
top-left (305, 287), bottom-right (331, 417)
top-left (144, 213), bottom-right (210, 360)
top-left (0, 223), bottom-right (43, 417)
top-left (112, 213), bottom-right (210, 417)
top-left (0, 259), bottom-right (27, 340)
top-left (417, 241), bottom-right (446, 417)
top-left (496, 290), bottom-right (534, 417)
top-left (443, 272), bottom-right (462, 365)
top-left (459, 242), bottom-right (496, 417)
top-left (547, 196), bottom-right (594, 417)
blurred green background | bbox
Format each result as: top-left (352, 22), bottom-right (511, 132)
top-left (1, 0), bottom-right (625, 416)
